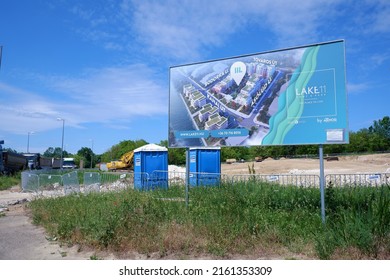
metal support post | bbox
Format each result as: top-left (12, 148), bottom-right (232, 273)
top-left (185, 148), bottom-right (190, 208)
top-left (319, 144), bottom-right (326, 224)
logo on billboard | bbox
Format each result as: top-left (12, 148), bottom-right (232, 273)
top-left (230, 61), bottom-right (246, 85)
top-left (295, 85), bottom-right (327, 96)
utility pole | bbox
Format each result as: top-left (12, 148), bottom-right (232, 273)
top-left (90, 139), bottom-right (94, 168)
top-left (27, 131), bottom-right (34, 153)
top-left (57, 118), bottom-right (65, 170)
top-left (0, 140), bottom-right (4, 174)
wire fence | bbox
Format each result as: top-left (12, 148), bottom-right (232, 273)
top-left (325, 173), bottom-right (390, 187)
top-left (21, 169), bottom-right (390, 197)
top-left (231, 174), bottom-right (320, 188)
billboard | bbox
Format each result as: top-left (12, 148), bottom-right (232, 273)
top-left (169, 40), bottom-right (348, 148)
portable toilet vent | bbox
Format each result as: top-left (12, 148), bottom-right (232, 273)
top-left (133, 144), bottom-right (168, 190)
top-left (189, 147), bottom-right (221, 186)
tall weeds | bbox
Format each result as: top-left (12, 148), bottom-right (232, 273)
top-left (0, 172), bottom-right (21, 190)
top-left (315, 184), bottom-right (390, 259)
top-left (29, 182), bottom-right (390, 259)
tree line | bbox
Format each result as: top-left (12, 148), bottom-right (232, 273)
top-left (41, 116), bottom-right (389, 167)
top-left (165, 116), bottom-right (390, 165)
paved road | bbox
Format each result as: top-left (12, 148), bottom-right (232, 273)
top-left (0, 187), bottom-right (96, 260)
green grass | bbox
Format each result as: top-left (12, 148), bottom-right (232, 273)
top-left (29, 182), bottom-right (390, 259)
top-left (0, 173), bottom-right (21, 191)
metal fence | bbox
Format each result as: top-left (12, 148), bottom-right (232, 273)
top-left (59, 171), bottom-right (80, 195)
top-left (21, 172), bottom-right (39, 192)
top-left (152, 170), bottom-right (231, 188)
top-left (83, 172), bottom-right (101, 193)
top-left (21, 169), bottom-right (390, 196)
top-left (21, 170), bottom-right (135, 195)
top-left (325, 173), bottom-right (390, 187)
top-left (231, 174), bottom-right (320, 188)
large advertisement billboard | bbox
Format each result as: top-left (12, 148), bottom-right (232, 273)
top-left (169, 40), bottom-right (348, 148)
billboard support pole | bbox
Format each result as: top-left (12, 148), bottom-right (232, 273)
top-left (185, 148), bottom-right (190, 208)
top-left (319, 144), bottom-right (326, 224)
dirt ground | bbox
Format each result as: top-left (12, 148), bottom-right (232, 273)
top-left (221, 153), bottom-right (390, 175)
top-left (0, 153), bottom-right (389, 260)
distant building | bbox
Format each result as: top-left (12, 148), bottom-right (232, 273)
top-left (235, 92), bottom-right (252, 106)
top-left (190, 90), bottom-right (207, 108)
top-left (261, 65), bottom-right (268, 78)
top-left (247, 62), bottom-right (257, 76)
top-left (183, 84), bottom-right (197, 98)
top-left (205, 113), bottom-right (228, 130)
top-left (199, 103), bottom-right (218, 122)
top-left (212, 84), bottom-right (223, 94)
top-left (224, 95), bottom-right (233, 103)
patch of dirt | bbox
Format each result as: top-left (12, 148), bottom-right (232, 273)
top-left (0, 186), bottom-right (114, 260)
top-left (222, 153), bottom-right (390, 175)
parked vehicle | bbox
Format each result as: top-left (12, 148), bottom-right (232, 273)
top-left (52, 158), bottom-right (62, 169)
top-left (1, 151), bottom-right (27, 175)
top-left (62, 157), bottom-right (76, 169)
top-left (39, 156), bottom-right (54, 169)
top-left (106, 151), bottom-right (134, 171)
top-left (22, 153), bottom-right (41, 169)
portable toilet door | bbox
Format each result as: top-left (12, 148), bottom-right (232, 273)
top-left (189, 147), bottom-right (221, 187)
top-left (133, 144), bottom-right (168, 190)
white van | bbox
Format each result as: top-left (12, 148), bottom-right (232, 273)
top-left (62, 157), bottom-right (76, 169)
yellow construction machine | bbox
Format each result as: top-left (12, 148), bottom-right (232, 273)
top-left (106, 150), bottom-right (134, 171)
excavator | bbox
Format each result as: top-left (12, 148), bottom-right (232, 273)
top-left (106, 150), bottom-right (134, 171)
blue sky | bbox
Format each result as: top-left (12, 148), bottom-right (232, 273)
top-left (0, 0), bottom-right (389, 155)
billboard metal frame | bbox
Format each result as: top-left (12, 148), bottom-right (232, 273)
top-left (169, 40), bottom-right (348, 150)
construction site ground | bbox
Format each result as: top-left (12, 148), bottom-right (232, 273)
top-left (0, 153), bottom-right (389, 260)
top-left (221, 153), bottom-right (390, 175)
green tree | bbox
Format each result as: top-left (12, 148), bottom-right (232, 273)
top-left (43, 147), bottom-right (70, 158)
top-left (221, 147), bottom-right (240, 162)
top-left (101, 139), bottom-right (148, 163)
top-left (168, 148), bottom-right (186, 165)
top-left (346, 130), bottom-right (370, 153)
top-left (369, 116), bottom-right (390, 139)
top-left (77, 147), bottom-right (95, 168)
top-left (368, 132), bottom-right (389, 151)
top-left (3, 148), bottom-right (18, 153)
top-left (159, 140), bottom-right (168, 148)
top-left (249, 146), bottom-right (268, 159)
top-left (368, 116), bottom-right (390, 150)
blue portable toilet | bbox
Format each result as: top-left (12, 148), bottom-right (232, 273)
top-left (189, 147), bottom-right (221, 187)
top-left (133, 144), bottom-right (168, 190)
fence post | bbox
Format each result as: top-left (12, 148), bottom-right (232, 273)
top-left (319, 144), bottom-right (326, 224)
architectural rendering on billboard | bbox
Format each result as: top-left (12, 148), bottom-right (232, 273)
top-left (169, 40), bottom-right (348, 148)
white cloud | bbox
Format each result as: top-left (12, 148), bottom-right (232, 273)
top-left (347, 82), bottom-right (370, 95)
top-left (128, 0), bottom-right (245, 60)
top-left (370, 52), bottom-right (390, 67)
top-left (66, 0), bottom-right (389, 63)
top-left (127, 0), bottom-right (342, 59)
top-left (47, 64), bottom-right (167, 115)
top-left (367, 0), bottom-right (390, 33)
top-left (0, 65), bottom-right (167, 135)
